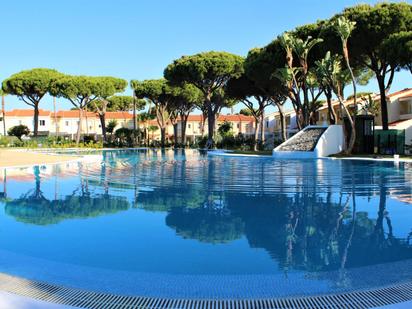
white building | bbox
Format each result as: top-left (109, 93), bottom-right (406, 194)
top-left (0, 109), bottom-right (52, 136)
top-left (0, 109), bottom-right (134, 139)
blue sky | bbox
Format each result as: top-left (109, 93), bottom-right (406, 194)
top-left (1, 0), bottom-right (410, 112)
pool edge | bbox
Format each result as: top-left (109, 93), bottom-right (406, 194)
top-left (0, 272), bottom-right (411, 309)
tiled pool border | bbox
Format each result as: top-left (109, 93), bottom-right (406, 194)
top-left (0, 272), bottom-right (411, 309)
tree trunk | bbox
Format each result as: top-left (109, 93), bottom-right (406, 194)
top-left (84, 106), bottom-right (89, 136)
top-left (132, 95), bottom-right (137, 145)
top-left (1, 95), bottom-right (6, 136)
top-left (377, 76), bottom-right (389, 130)
top-left (160, 127), bottom-right (166, 148)
top-left (279, 109), bottom-right (287, 142)
top-left (206, 100), bottom-right (215, 149)
top-left (173, 123), bottom-right (178, 148)
top-left (302, 89), bottom-right (310, 128)
top-left (200, 109), bottom-right (207, 136)
top-left (76, 108), bottom-right (83, 146)
top-left (253, 119), bottom-right (259, 151)
top-left (342, 47), bottom-right (357, 154)
top-left (337, 95), bottom-right (355, 154)
top-left (260, 110), bottom-right (265, 147)
top-left (326, 87), bottom-right (336, 125)
top-left (181, 115), bottom-right (188, 146)
top-left (99, 113), bottom-right (107, 143)
top-left (33, 104), bottom-right (39, 137)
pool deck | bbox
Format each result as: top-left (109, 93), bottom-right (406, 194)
top-left (0, 149), bottom-right (81, 168)
top-left (0, 292), bottom-right (411, 309)
top-left (0, 291), bottom-right (76, 309)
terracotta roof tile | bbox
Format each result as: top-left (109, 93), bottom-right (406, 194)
top-left (185, 114), bottom-right (254, 122)
top-left (387, 88), bottom-right (412, 98)
top-left (55, 110), bottom-right (96, 118)
top-left (105, 112), bottom-right (133, 119)
top-left (5, 109), bottom-right (51, 117)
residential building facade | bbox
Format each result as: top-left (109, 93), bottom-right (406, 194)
top-left (0, 88), bottom-right (410, 146)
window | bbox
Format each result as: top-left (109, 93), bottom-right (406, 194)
top-left (266, 121), bottom-right (269, 128)
top-left (285, 116), bottom-right (291, 126)
top-left (65, 121), bottom-right (69, 126)
top-left (188, 124), bottom-right (191, 129)
top-left (400, 100), bottom-right (412, 115)
top-left (236, 123), bottom-right (240, 129)
top-left (39, 120), bottom-right (45, 126)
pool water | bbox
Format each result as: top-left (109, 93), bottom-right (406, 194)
top-left (0, 149), bottom-right (411, 299)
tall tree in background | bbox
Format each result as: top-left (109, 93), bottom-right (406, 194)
top-left (108, 96), bottom-right (146, 143)
top-left (333, 16), bottom-right (357, 153)
top-left (381, 31), bottom-right (412, 75)
top-left (244, 47), bottom-right (288, 142)
top-left (226, 74), bottom-right (271, 150)
top-left (210, 88), bottom-right (238, 136)
top-left (2, 68), bottom-right (62, 136)
top-left (50, 76), bottom-right (101, 145)
top-left (170, 83), bottom-right (202, 146)
top-left (294, 21), bottom-right (342, 126)
top-left (277, 33), bottom-right (324, 129)
top-left (131, 79), bottom-right (174, 148)
top-left (106, 95), bottom-right (134, 111)
top-left (91, 77), bottom-right (127, 143)
top-left (138, 111), bottom-right (156, 146)
top-left (316, 52), bottom-right (355, 154)
top-left (341, 2), bottom-right (412, 130)
top-left (164, 51), bottom-right (243, 148)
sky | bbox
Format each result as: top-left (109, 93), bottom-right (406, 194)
top-left (0, 0), bottom-right (410, 113)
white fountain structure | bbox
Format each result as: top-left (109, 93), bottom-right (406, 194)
top-left (272, 125), bottom-right (346, 159)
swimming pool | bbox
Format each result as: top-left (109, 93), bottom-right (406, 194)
top-left (0, 149), bottom-right (411, 300)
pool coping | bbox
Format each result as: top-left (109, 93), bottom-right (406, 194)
top-left (0, 272), bottom-right (411, 309)
top-left (0, 151), bottom-right (95, 169)
top-left (208, 149), bottom-right (412, 162)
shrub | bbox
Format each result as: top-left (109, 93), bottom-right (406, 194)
top-left (114, 127), bottom-right (133, 147)
top-left (106, 120), bottom-right (118, 135)
top-left (83, 135), bottom-right (95, 143)
top-left (196, 136), bottom-right (209, 149)
top-left (8, 125), bottom-right (30, 141)
top-left (217, 121), bottom-right (233, 137)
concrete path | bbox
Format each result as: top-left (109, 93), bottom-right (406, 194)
top-left (0, 291), bottom-right (76, 309)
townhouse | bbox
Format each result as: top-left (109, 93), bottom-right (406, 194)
top-left (146, 114), bottom-right (256, 143)
top-left (265, 88), bottom-right (412, 146)
top-left (0, 88), bottom-right (410, 146)
top-left (0, 109), bottom-right (135, 139)
top-left (0, 109), bottom-right (52, 136)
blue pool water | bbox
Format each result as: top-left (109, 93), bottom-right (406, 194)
top-left (0, 149), bottom-right (411, 299)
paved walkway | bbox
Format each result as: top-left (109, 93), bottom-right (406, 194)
top-left (0, 149), bottom-right (79, 168)
top-left (0, 291), bottom-right (75, 309)
top-left (1, 291), bottom-right (412, 309)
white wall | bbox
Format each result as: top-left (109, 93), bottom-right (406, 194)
top-left (0, 115), bottom-right (51, 136)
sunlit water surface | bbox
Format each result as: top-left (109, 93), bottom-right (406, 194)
top-left (0, 149), bottom-right (411, 298)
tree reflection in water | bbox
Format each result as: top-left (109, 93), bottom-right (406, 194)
top-left (1, 150), bottom-right (412, 278)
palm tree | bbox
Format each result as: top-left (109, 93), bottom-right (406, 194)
top-left (316, 52), bottom-right (355, 154)
top-left (333, 16), bottom-right (357, 153)
top-left (278, 33), bottom-right (323, 128)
